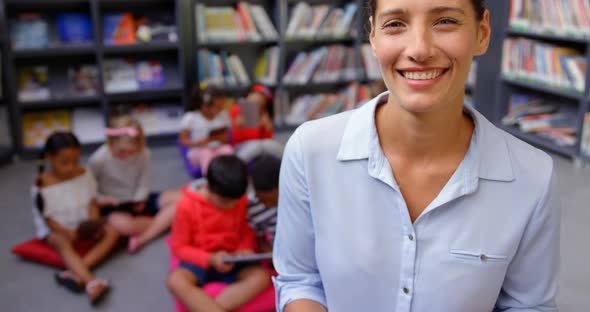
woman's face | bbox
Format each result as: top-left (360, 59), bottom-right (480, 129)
top-left (370, 0), bottom-right (490, 113)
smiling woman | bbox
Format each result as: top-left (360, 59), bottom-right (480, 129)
top-left (273, 1), bottom-right (561, 312)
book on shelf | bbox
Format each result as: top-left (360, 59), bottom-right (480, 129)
top-left (196, 2), bottom-right (277, 43)
top-left (360, 43), bottom-right (382, 81)
top-left (56, 13), bottom-right (93, 45)
top-left (501, 93), bottom-right (577, 147)
top-left (103, 13), bottom-right (136, 45)
top-left (286, 2), bottom-right (358, 40)
top-left (198, 49), bottom-right (250, 87)
top-left (68, 64), bottom-right (99, 97)
top-left (22, 110), bottom-right (71, 147)
top-left (255, 46), bottom-right (279, 86)
top-left (104, 59), bottom-right (169, 93)
top-left (17, 66), bottom-right (50, 102)
top-left (502, 37), bottom-right (587, 92)
top-left (285, 82), bottom-right (376, 126)
top-left (283, 45), bottom-right (360, 85)
top-left (135, 12), bottom-right (178, 43)
top-left (581, 113), bottom-right (590, 157)
top-left (136, 61), bottom-right (166, 89)
top-left (10, 13), bottom-right (50, 49)
top-left (104, 59), bottom-right (139, 93)
top-left (509, 0), bottom-right (590, 38)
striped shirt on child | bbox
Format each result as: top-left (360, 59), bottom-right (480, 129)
top-left (247, 198), bottom-right (277, 245)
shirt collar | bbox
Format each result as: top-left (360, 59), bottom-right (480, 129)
top-left (336, 91), bottom-right (514, 182)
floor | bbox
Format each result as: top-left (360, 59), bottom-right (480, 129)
top-left (0, 142), bottom-right (589, 311)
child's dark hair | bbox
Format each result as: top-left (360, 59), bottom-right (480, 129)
top-left (35, 132), bottom-right (81, 213)
top-left (207, 155), bottom-right (248, 199)
top-left (250, 155), bottom-right (281, 192)
top-left (187, 84), bottom-right (223, 112)
top-left (367, 0), bottom-right (486, 22)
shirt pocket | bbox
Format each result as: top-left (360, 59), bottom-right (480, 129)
top-left (450, 249), bottom-right (508, 263)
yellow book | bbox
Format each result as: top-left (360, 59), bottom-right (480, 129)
top-left (22, 110), bottom-right (71, 147)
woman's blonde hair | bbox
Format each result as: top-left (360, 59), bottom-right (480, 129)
top-left (106, 115), bottom-right (145, 151)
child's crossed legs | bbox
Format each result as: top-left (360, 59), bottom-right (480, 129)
top-left (167, 263), bottom-right (270, 312)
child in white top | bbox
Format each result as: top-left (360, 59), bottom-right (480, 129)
top-left (89, 116), bottom-right (182, 253)
top-left (178, 85), bottom-right (234, 174)
top-left (33, 132), bottom-right (118, 306)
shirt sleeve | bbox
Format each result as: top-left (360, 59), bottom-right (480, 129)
top-left (180, 113), bottom-right (193, 130)
top-left (170, 197), bottom-right (211, 269)
top-left (272, 128), bottom-right (327, 311)
top-left (494, 168), bottom-right (560, 312)
top-left (87, 147), bottom-right (106, 200)
top-left (133, 149), bottom-right (151, 202)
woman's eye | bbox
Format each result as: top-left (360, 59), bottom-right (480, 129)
top-left (436, 18), bottom-right (458, 25)
top-left (384, 21), bottom-right (404, 29)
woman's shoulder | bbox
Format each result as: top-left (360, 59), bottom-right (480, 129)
top-left (290, 110), bottom-right (355, 149)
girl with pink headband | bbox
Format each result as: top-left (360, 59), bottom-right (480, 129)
top-left (88, 115), bottom-right (182, 253)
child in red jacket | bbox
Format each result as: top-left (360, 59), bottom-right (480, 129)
top-left (230, 85), bottom-right (283, 163)
top-left (167, 155), bottom-right (270, 312)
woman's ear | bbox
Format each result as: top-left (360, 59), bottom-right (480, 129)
top-left (474, 10), bottom-right (491, 56)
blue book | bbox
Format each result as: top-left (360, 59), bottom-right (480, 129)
top-left (56, 13), bottom-right (93, 44)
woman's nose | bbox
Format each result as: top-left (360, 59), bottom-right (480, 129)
top-left (405, 27), bottom-right (434, 63)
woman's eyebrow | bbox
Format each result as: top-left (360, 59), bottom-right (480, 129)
top-left (429, 6), bottom-right (466, 15)
top-left (377, 8), bottom-right (407, 21)
top-left (378, 6), bottom-right (466, 21)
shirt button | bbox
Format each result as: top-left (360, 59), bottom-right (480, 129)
top-left (402, 287), bottom-right (410, 295)
top-left (408, 234), bottom-right (414, 241)
top-left (480, 254), bottom-right (488, 261)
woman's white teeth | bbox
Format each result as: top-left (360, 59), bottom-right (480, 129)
top-left (402, 70), bottom-right (443, 80)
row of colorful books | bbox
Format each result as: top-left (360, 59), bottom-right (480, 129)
top-left (21, 105), bottom-right (183, 148)
top-left (17, 65), bottom-right (99, 102)
top-left (501, 93), bottom-right (577, 147)
top-left (104, 59), bottom-right (168, 93)
top-left (10, 11), bottom-right (177, 49)
top-left (283, 45), bottom-right (361, 85)
top-left (195, 2), bottom-right (278, 43)
top-left (509, 0), bottom-right (590, 38)
top-left (286, 2), bottom-right (358, 40)
top-left (254, 46), bottom-right (280, 87)
top-left (502, 37), bottom-right (587, 92)
top-left (197, 49), bottom-right (250, 87)
top-left (103, 12), bottom-right (177, 45)
top-left (10, 13), bottom-right (93, 49)
top-left (283, 82), bottom-right (380, 126)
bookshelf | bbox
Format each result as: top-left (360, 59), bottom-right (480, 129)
top-left (0, 0), bottom-right (187, 157)
top-left (491, 0), bottom-right (590, 160)
top-left (0, 2), bottom-right (14, 165)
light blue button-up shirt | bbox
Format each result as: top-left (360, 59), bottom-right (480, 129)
top-left (273, 92), bottom-right (560, 312)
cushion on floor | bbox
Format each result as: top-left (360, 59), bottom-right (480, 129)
top-left (167, 237), bottom-right (276, 312)
top-left (11, 239), bottom-right (95, 269)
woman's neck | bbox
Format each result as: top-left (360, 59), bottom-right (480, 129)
top-left (376, 99), bottom-right (474, 163)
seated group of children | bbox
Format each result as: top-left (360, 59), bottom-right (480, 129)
top-left (179, 84), bottom-right (284, 174)
top-left (31, 84), bottom-right (283, 310)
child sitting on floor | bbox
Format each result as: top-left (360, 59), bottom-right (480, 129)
top-left (247, 155), bottom-right (280, 252)
top-left (167, 155), bottom-right (270, 312)
top-left (230, 85), bottom-right (283, 163)
top-left (178, 85), bottom-right (234, 174)
top-left (89, 115), bottom-right (181, 253)
top-left (33, 132), bottom-right (118, 306)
